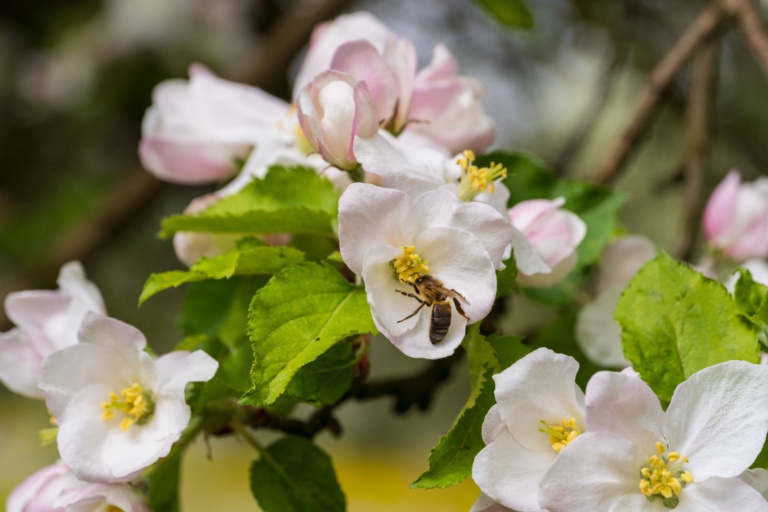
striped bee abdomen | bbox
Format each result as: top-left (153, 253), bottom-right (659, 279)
top-left (429, 301), bottom-right (452, 344)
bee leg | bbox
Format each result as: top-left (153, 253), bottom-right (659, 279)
top-left (395, 289), bottom-right (424, 304)
top-left (398, 301), bottom-right (428, 323)
top-left (448, 288), bottom-right (470, 304)
top-left (453, 298), bottom-right (470, 320)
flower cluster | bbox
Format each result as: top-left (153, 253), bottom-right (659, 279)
top-left (473, 348), bottom-right (768, 511)
top-left (2, 263), bottom-right (217, 508)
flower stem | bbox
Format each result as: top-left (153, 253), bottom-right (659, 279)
top-left (347, 165), bottom-right (365, 183)
top-left (232, 419), bottom-right (269, 459)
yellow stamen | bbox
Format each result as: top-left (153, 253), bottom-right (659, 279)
top-left (455, 149), bottom-right (507, 201)
top-left (105, 506), bottom-right (125, 512)
top-left (38, 427), bottom-right (58, 447)
top-left (639, 442), bottom-right (694, 509)
top-left (102, 382), bottom-right (155, 432)
top-left (539, 417), bottom-right (582, 452)
top-left (392, 246), bottom-right (430, 283)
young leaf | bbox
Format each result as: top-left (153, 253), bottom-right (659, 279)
top-left (249, 436), bottom-right (346, 512)
top-left (486, 333), bottom-right (528, 370)
top-left (474, 0), bottom-right (533, 29)
top-left (412, 325), bottom-right (526, 488)
top-left (284, 341), bottom-right (356, 406)
top-left (495, 254), bottom-right (518, 297)
top-left (140, 241), bottom-right (304, 304)
top-left (160, 166), bottom-right (339, 238)
top-left (615, 253), bottom-right (760, 402)
top-left (733, 268), bottom-right (768, 347)
top-left (242, 262), bottom-right (376, 407)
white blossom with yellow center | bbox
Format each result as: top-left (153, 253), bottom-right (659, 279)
top-left (539, 361), bottom-right (768, 511)
top-left (40, 312), bottom-right (217, 484)
top-left (473, 349), bottom-right (586, 512)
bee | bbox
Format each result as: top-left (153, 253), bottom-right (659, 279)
top-left (395, 275), bottom-right (470, 345)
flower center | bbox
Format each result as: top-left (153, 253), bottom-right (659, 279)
top-left (105, 506), bottom-right (125, 512)
top-left (539, 417), bottom-right (582, 452)
top-left (455, 150), bottom-right (508, 201)
top-left (102, 382), bottom-right (156, 432)
top-left (279, 104), bottom-right (314, 156)
top-left (639, 441), bottom-right (694, 509)
top-left (392, 245), bottom-right (430, 283)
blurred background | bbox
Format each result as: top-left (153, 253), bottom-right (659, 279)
top-left (0, 0), bottom-right (767, 509)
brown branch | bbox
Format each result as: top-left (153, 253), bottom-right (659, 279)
top-left (725, 0), bottom-right (768, 78)
top-left (589, 2), bottom-right (725, 185)
top-left (675, 41), bottom-right (719, 261)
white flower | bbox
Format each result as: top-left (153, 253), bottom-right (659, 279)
top-left (40, 312), bottom-right (218, 483)
top-left (472, 348), bottom-right (585, 512)
top-left (470, 493), bottom-right (514, 512)
top-left (353, 133), bottom-right (510, 214)
top-left (575, 235), bottom-right (656, 368)
top-left (338, 183), bottom-right (513, 359)
top-left (539, 361), bottom-right (768, 511)
top-left (0, 262), bottom-right (105, 398)
top-left (509, 198), bottom-right (587, 288)
top-left (7, 461), bottom-right (147, 512)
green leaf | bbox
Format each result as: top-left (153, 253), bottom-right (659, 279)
top-left (733, 268), bottom-right (768, 347)
top-left (615, 253), bottom-right (760, 402)
top-left (140, 240), bottom-right (304, 304)
top-left (474, 0), bottom-right (533, 29)
top-left (160, 166), bottom-right (339, 238)
top-left (146, 448), bottom-right (182, 512)
top-left (486, 333), bottom-right (528, 370)
top-left (284, 341), bottom-right (355, 405)
top-left (496, 254), bottom-right (518, 297)
top-left (249, 436), bottom-right (346, 512)
top-left (480, 151), bottom-right (624, 272)
top-left (241, 262), bottom-right (376, 407)
top-left (412, 325), bottom-right (500, 489)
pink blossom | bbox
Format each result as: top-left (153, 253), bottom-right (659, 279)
top-left (702, 170), bottom-right (768, 261)
top-left (507, 198), bottom-right (586, 288)
top-left (297, 70), bottom-right (379, 170)
top-left (7, 462), bottom-right (147, 512)
top-left (172, 193), bottom-right (240, 267)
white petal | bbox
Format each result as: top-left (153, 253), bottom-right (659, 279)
top-left (473, 428), bottom-right (555, 512)
top-left (539, 433), bottom-right (648, 512)
top-left (575, 287), bottom-right (629, 368)
top-left (338, 183), bottom-right (412, 275)
top-left (77, 312), bottom-right (146, 353)
top-left (676, 477), bottom-right (768, 512)
top-left (155, 350), bottom-right (218, 392)
top-left (741, 468), bottom-right (768, 500)
top-left (507, 227), bottom-right (552, 276)
top-left (482, 404), bottom-right (505, 444)
top-left (597, 235), bottom-right (656, 291)
top-left (470, 493), bottom-right (513, 512)
top-left (664, 361), bottom-right (768, 480)
top-left (0, 329), bottom-right (45, 398)
top-left (493, 348), bottom-right (584, 450)
top-left (584, 371), bottom-right (663, 451)
top-left (57, 261), bottom-right (106, 316)
top-left (4, 290), bottom-right (69, 354)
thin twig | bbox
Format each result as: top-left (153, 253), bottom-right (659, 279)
top-left (675, 41), bottom-right (719, 261)
top-left (726, 0), bottom-right (768, 78)
top-left (589, 2), bottom-right (724, 185)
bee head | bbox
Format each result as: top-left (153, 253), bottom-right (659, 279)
top-left (414, 275), bottom-right (426, 285)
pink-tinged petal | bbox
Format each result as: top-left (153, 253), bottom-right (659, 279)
top-left (171, 194), bottom-right (239, 267)
top-left (138, 137), bottom-right (246, 184)
top-left (508, 199), bottom-right (565, 233)
top-left (57, 261), bottom-right (105, 315)
top-left (516, 251), bottom-right (578, 288)
top-left (4, 290), bottom-right (69, 353)
top-left (0, 329), bottom-right (45, 398)
top-left (338, 183), bottom-right (412, 275)
top-left (55, 482), bottom-right (148, 512)
top-left (493, 348), bottom-right (584, 450)
top-left (584, 371), bottom-right (663, 450)
top-left (575, 287), bottom-right (629, 368)
top-left (416, 44), bottom-right (458, 84)
top-left (507, 229), bottom-right (552, 277)
top-left (664, 361), bottom-right (768, 480)
top-left (293, 12), bottom-right (394, 98)
top-left (702, 170), bottom-right (741, 245)
top-left (77, 311), bottom-right (146, 353)
top-left (331, 41), bottom-right (399, 124)
top-left (597, 235), bottom-right (657, 291)
top-left (470, 493), bottom-right (514, 512)
top-left (383, 37), bottom-right (417, 131)
top-left (473, 428), bottom-right (555, 512)
top-left (539, 433), bottom-right (651, 511)
top-left (676, 477), bottom-right (768, 512)
top-left (724, 179), bottom-right (768, 259)
top-left (6, 462), bottom-right (74, 512)
top-left (741, 468), bottom-right (768, 499)
top-left (416, 226), bottom-right (496, 323)
top-left (523, 209), bottom-right (586, 267)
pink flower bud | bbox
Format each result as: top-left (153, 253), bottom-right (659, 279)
top-left (297, 71), bottom-right (379, 170)
top-left (173, 193), bottom-right (239, 267)
top-left (139, 64), bottom-right (289, 184)
top-left (702, 170), bottom-right (768, 261)
top-left (508, 198), bottom-right (586, 288)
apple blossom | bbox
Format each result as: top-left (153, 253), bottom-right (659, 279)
top-left (575, 235), bottom-right (656, 368)
top-left (338, 183), bottom-right (513, 359)
top-left (470, 493), bottom-right (514, 512)
top-left (508, 198), bottom-right (587, 288)
top-left (472, 348), bottom-right (585, 512)
top-left (539, 361), bottom-right (768, 511)
top-left (140, 64), bottom-right (318, 186)
top-left (0, 261), bottom-right (105, 398)
top-left (297, 70), bottom-right (379, 171)
top-left (40, 312), bottom-right (218, 483)
top-left (702, 170), bottom-right (768, 261)
top-left (353, 134), bottom-right (510, 213)
top-left (399, 44), bottom-right (496, 154)
top-left (7, 461), bottom-right (147, 512)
